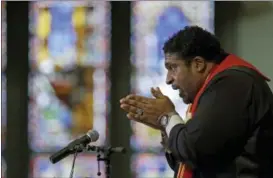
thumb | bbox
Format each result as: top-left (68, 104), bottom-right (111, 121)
top-left (151, 87), bottom-right (165, 99)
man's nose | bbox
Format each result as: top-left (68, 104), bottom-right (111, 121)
top-left (166, 73), bottom-right (174, 85)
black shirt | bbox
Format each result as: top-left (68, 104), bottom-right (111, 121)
top-left (166, 67), bottom-right (273, 178)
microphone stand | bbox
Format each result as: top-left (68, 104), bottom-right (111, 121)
top-left (68, 145), bottom-right (126, 178)
top-left (69, 144), bottom-right (85, 178)
top-left (97, 151), bottom-right (111, 178)
top-left (87, 145), bottom-right (126, 178)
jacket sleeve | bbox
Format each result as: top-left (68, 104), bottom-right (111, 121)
top-left (160, 131), bottom-right (177, 171)
top-left (165, 152), bottom-right (177, 171)
top-left (167, 73), bottom-right (254, 170)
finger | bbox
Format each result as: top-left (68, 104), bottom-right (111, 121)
top-left (127, 112), bottom-right (157, 126)
top-left (151, 87), bottom-right (157, 98)
top-left (121, 99), bottom-right (146, 110)
top-left (126, 94), bottom-right (155, 104)
top-left (156, 87), bottom-right (165, 98)
top-left (120, 94), bottom-right (136, 103)
top-left (120, 96), bottom-right (128, 103)
top-left (126, 112), bottom-right (159, 130)
top-left (120, 98), bottom-right (125, 103)
top-left (151, 87), bottom-right (162, 98)
top-left (127, 112), bottom-right (142, 121)
top-left (120, 101), bottom-right (155, 116)
top-left (138, 120), bottom-right (159, 130)
top-left (151, 87), bottom-right (165, 99)
top-left (120, 103), bottom-right (139, 114)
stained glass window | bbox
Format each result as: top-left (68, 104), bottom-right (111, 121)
top-left (1, 1), bottom-right (6, 70)
top-left (131, 153), bottom-right (174, 178)
top-left (131, 1), bottom-right (214, 177)
top-left (1, 74), bottom-right (6, 149)
top-left (1, 1), bottom-right (6, 150)
top-left (2, 157), bottom-right (6, 178)
top-left (2, 2), bottom-right (7, 177)
top-left (28, 1), bottom-right (110, 177)
top-left (30, 154), bottom-right (105, 178)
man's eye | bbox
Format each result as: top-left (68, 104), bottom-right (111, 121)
top-left (170, 65), bottom-right (177, 71)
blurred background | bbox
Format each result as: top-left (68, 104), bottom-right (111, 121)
top-left (1, 1), bottom-right (273, 178)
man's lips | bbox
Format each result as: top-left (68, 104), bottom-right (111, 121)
top-left (172, 85), bottom-right (185, 98)
top-left (172, 85), bottom-right (179, 90)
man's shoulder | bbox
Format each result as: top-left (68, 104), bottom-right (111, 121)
top-left (210, 67), bottom-right (265, 87)
top-left (207, 68), bottom-right (254, 90)
top-left (203, 67), bottom-right (272, 103)
top-left (207, 67), bottom-right (272, 103)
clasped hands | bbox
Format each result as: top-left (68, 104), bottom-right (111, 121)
top-left (120, 87), bottom-right (176, 131)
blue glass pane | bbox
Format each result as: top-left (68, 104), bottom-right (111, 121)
top-left (30, 154), bottom-right (105, 178)
top-left (29, 2), bottom-right (110, 152)
top-left (130, 0), bottom-right (214, 152)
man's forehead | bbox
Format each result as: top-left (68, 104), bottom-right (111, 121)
top-left (164, 53), bottom-right (181, 65)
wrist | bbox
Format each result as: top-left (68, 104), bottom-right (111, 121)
top-left (165, 114), bottom-right (184, 137)
top-left (157, 111), bottom-right (179, 129)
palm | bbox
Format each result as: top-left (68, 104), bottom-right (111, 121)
top-left (120, 87), bottom-right (176, 131)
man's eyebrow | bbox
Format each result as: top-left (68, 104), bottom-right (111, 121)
top-left (165, 61), bottom-right (175, 67)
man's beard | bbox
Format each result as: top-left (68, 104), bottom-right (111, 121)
top-left (179, 89), bottom-right (185, 98)
top-left (172, 85), bottom-right (192, 104)
top-left (179, 89), bottom-right (192, 104)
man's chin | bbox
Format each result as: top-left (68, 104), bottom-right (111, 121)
top-left (182, 98), bottom-right (192, 105)
top-left (180, 95), bottom-right (192, 104)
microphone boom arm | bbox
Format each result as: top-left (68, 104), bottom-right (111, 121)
top-left (85, 145), bottom-right (126, 178)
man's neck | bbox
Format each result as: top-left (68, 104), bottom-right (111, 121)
top-left (204, 63), bottom-right (218, 81)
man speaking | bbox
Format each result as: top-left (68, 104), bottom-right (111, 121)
top-left (120, 26), bottom-right (273, 178)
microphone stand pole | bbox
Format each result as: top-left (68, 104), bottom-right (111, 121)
top-left (97, 149), bottom-right (112, 178)
top-left (92, 146), bottom-right (126, 178)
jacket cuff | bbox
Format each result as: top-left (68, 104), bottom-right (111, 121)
top-left (166, 114), bottom-right (184, 137)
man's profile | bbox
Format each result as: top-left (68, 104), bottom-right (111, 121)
top-left (120, 26), bottom-right (273, 178)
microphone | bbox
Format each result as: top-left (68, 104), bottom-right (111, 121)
top-left (49, 130), bottom-right (99, 164)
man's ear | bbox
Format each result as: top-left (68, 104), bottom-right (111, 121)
top-left (192, 56), bottom-right (206, 73)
